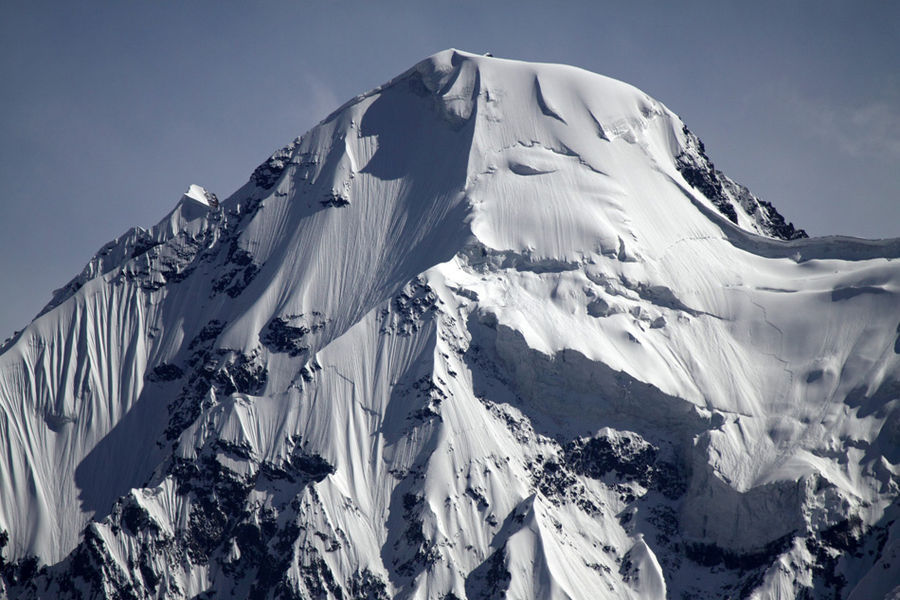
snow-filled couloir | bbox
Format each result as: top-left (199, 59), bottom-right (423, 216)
top-left (1, 49), bottom-right (899, 599)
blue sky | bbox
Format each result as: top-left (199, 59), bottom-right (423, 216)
top-left (1, 1), bottom-right (899, 339)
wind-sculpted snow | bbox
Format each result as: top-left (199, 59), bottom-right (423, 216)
top-left (2, 49), bottom-right (900, 599)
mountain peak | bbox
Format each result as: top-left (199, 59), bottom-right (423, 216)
top-left (1, 52), bottom-right (897, 600)
top-left (258, 47), bottom-right (804, 252)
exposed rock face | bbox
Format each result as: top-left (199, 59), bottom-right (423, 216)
top-left (2, 49), bottom-right (899, 599)
top-left (675, 127), bottom-right (807, 241)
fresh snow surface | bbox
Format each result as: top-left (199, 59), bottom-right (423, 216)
top-left (1, 49), bottom-right (899, 599)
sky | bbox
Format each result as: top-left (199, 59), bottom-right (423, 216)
top-left (1, 1), bottom-right (899, 340)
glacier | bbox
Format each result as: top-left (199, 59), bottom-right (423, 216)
top-left (1, 49), bottom-right (899, 599)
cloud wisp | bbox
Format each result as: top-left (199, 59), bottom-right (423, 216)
top-left (776, 83), bottom-right (900, 161)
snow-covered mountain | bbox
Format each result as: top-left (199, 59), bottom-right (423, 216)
top-left (2, 49), bottom-right (899, 599)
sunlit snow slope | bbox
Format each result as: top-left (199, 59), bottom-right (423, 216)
top-left (2, 49), bottom-right (899, 600)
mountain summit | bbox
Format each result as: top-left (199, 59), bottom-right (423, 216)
top-left (2, 49), bottom-right (899, 599)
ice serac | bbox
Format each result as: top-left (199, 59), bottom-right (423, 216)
top-left (1, 49), bottom-right (899, 599)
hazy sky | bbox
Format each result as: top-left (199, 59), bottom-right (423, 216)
top-left (2, 1), bottom-right (899, 339)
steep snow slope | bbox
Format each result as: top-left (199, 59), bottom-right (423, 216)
top-left (1, 50), bottom-right (899, 599)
